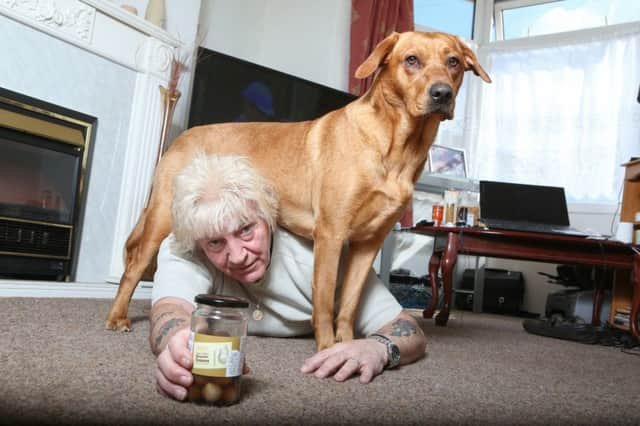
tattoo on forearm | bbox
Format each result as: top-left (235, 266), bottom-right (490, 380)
top-left (153, 317), bottom-right (186, 350)
top-left (151, 310), bottom-right (172, 325)
top-left (390, 319), bottom-right (417, 337)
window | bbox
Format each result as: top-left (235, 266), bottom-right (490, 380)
top-left (414, 0), bottom-right (476, 40)
top-left (495, 0), bottom-right (640, 41)
top-left (468, 28), bottom-right (640, 204)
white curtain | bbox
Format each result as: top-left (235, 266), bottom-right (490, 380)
top-left (462, 24), bottom-right (640, 204)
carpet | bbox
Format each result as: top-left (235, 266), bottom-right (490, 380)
top-left (1, 298), bottom-right (638, 425)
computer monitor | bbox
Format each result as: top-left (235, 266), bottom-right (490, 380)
top-left (479, 180), bottom-right (571, 226)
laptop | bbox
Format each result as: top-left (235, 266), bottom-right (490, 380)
top-left (479, 180), bottom-right (588, 237)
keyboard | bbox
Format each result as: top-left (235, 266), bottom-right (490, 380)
top-left (482, 219), bottom-right (588, 237)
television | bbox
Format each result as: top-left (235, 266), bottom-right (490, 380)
top-left (188, 47), bottom-right (357, 127)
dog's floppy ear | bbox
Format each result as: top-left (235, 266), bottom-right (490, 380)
top-left (459, 39), bottom-right (492, 83)
top-left (355, 32), bottom-right (400, 79)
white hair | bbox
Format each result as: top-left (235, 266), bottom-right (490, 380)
top-left (171, 152), bottom-right (278, 257)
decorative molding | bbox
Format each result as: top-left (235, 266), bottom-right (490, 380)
top-left (137, 36), bottom-right (175, 76)
top-left (81, 0), bottom-right (182, 46)
top-left (107, 72), bottom-right (165, 283)
top-left (0, 0), bottom-right (183, 75)
top-left (0, 280), bottom-right (153, 299)
top-left (0, 0), bottom-right (95, 42)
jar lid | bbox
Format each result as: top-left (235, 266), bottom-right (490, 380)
top-left (194, 294), bottom-right (249, 308)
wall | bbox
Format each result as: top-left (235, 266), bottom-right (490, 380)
top-left (198, 0), bottom-right (351, 92)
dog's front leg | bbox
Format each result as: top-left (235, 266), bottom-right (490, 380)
top-left (335, 239), bottom-right (383, 343)
top-left (311, 234), bottom-right (344, 351)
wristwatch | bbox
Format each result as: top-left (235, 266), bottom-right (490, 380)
top-left (368, 333), bottom-right (401, 369)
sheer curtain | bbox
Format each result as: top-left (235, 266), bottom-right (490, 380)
top-left (464, 24), bottom-right (640, 204)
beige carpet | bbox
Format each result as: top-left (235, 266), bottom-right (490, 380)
top-left (1, 297), bottom-right (638, 425)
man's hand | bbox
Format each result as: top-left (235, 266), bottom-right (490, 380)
top-left (155, 328), bottom-right (193, 401)
top-left (300, 312), bottom-right (427, 384)
top-left (153, 323), bottom-right (251, 401)
top-left (300, 339), bottom-right (388, 384)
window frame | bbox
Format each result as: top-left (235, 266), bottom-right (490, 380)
top-left (494, 0), bottom-right (562, 41)
top-left (413, 0), bottom-right (477, 41)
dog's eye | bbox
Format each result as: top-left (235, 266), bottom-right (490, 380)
top-left (448, 57), bottom-right (460, 68)
top-left (405, 55), bottom-right (419, 67)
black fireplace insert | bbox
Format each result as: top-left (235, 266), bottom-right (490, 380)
top-left (0, 87), bottom-right (96, 281)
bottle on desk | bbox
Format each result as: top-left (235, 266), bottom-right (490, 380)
top-left (462, 206), bottom-right (479, 227)
top-left (454, 206), bottom-right (478, 227)
top-left (445, 203), bottom-right (456, 226)
top-left (432, 204), bottom-right (444, 226)
top-left (466, 211), bottom-right (476, 227)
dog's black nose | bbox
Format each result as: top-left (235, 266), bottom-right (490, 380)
top-left (429, 83), bottom-right (453, 104)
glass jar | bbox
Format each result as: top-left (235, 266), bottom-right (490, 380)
top-left (187, 294), bottom-right (249, 406)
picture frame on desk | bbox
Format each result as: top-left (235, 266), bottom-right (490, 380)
top-left (428, 145), bottom-right (467, 178)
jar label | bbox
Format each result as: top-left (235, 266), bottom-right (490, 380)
top-left (191, 333), bottom-right (245, 377)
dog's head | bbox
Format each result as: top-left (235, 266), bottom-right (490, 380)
top-left (355, 31), bottom-right (491, 120)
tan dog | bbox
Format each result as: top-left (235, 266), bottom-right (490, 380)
top-left (106, 31), bottom-right (491, 350)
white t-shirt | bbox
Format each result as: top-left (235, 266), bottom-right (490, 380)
top-left (152, 229), bottom-right (402, 338)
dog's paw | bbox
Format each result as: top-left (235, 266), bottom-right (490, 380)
top-left (335, 327), bottom-right (354, 343)
top-left (315, 334), bottom-right (336, 352)
top-left (316, 341), bottom-right (333, 352)
top-left (105, 318), bottom-right (132, 332)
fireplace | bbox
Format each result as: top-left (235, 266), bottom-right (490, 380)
top-left (0, 88), bottom-right (96, 281)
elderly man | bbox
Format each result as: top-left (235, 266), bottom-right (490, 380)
top-left (150, 153), bottom-right (426, 401)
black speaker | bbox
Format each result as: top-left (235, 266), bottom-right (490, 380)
top-left (457, 268), bottom-right (524, 314)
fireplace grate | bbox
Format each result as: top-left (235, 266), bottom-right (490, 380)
top-left (0, 218), bottom-right (71, 259)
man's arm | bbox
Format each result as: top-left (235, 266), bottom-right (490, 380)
top-left (370, 310), bottom-right (427, 367)
top-left (150, 296), bottom-right (196, 400)
top-left (149, 296), bottom-right (193, 355)
top-left (149, 235), bottom-right (216, 400)
top-left (300, 310), bottom-right (426, 383)
top-left (150, 234), bottom-right (215, 357)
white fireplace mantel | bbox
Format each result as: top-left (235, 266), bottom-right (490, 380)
top-left (1, 0), bottom-right (183, 76)
top-left (0, 0), bottom-right (188, 298)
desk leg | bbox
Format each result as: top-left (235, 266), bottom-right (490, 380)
top-left (423, 253), bottom-right (442, 319)
top-left (591, 289), bottom-right (602, 326)
top-left (631, 255), bottom-right (640, 340)
top-left (435, 232), bottom-right (459, 326)
top-left (591, 267), bottom-right (605, 326)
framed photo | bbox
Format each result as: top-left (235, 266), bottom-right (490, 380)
top-left (428, 145), bottom-right (467, 178)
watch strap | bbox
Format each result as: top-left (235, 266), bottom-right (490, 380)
top-left (368, 333), bottom-right (400, 369)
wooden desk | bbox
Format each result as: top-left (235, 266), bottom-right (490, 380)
top-left (410, 226), bottom-right (639, 340)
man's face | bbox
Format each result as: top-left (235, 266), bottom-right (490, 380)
top-left (197, 218), bottom-right (271, 284)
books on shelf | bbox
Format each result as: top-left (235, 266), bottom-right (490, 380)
top-left (613, 308), bottom-right (631, 328)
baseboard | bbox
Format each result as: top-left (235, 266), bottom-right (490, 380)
top-left (0, 280), bottom-right (153, 299)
